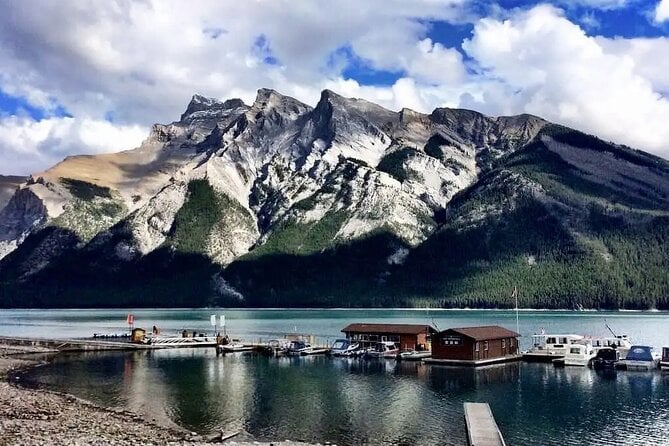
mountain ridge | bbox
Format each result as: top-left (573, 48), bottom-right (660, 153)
top-left (1, 89), bottom-right (668, 309)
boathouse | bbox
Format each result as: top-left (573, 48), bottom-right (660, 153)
top-left (341, 323), bottom-right (436, 351)
top-left (428, 325), bottom-right (520, 366)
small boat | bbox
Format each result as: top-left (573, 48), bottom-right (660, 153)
top-left (329, 339), bottom-right (360, 357)
top-left (364, 341), bottom-right (399, 359)
top-left (523, 334), bottom-right (584, 362)
top-left (552, 342), bottom-right (595, 367)
top-left (617, 345), bottom-right (660, 371)
top-left (591, 347), bottom-right (621, 370)
top-left (286, 340), bottom-right (312, 355)
top-left (397, 350), bottom-right (431, 361)
top-left (259, 339), bottom-right (290, 356)
top-left (217, 340), bottom-right (253, 354)
top-left (659, 347), bottom-right (669, 371)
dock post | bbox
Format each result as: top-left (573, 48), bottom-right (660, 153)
top-left (463, 402), bottom-right (506, 446)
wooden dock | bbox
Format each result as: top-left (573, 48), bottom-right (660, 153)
top-left (463, 402), bottom-right (506, 446)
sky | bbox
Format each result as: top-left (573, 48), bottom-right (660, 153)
top-left (1, 0), bottom-right (668, 175)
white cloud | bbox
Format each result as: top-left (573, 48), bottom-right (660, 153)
top-left (0, 0), bottom-right (668, 174)
top-left (0, 0), bottom-right (472, 174)
top-left (0, 116), bottom-right (147, 175)
top-left (655, 0), bottom-right (669, 22)
top-left (462, 5), bottom-right (669, 157)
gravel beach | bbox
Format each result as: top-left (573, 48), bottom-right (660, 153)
top-left (0, 344), bottom-right (322, 446)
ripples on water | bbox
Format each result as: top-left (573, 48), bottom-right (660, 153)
top-left (19, 350), bottom-right (669, 446)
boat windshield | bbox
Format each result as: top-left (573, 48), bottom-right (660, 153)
top-left (332, 340), bottom-right (348, 350)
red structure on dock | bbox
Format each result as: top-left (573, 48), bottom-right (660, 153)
top-left (428, 325), bottom-right (520, 366)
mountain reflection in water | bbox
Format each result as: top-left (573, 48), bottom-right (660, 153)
top-left (20, 349), bottom-right (669, 446)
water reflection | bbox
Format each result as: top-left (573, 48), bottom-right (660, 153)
top-left (21, 351), bottom-right (669, 446)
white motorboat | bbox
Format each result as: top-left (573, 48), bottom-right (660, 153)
top-left (329, 339), bottom-right (360, 356)
top-left (553, 342), bottom-right (596, 367)
top-left (398, 350), bottom-right (431, 361)
top-left (618, 345), bottom-right (660, 371)
top-left (287, 340), bottom-right (312, 355)
top-left (588, 335), bottom-right (632, 358)
top-left (523, 334), bottom-right (584, 362)
top-left (217, 340), bottom-right (253, 354)
top-left (364, 341), bottom-right (399, 359)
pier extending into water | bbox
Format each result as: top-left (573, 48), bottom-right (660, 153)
top-left (0, 335), bottom-right (150, 352)
top-left (463, 402), bottom-right (506, 446)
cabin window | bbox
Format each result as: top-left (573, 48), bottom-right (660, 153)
top-left (559, 337), bottom-right (568, 344)
top-left (370, 335), bottom-right (378, 341)
top-left (360, 335), bottom-right (368, 341)
top-left (381, 336), bottom-right (387, 342)
top-left (570, 347), bottom-right (581, 354)
top-left (484, 341), bottom-right (489, 351)
top-left (502, 339), bottom-right (506, 349)
top-left (546, 337), bottom-right (557, 344)
top-left (442, 336), bottom-right (462, 346)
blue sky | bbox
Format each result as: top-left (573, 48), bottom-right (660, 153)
top-left (0, 0), bottom-right (668, 175)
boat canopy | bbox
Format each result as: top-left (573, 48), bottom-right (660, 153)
top-left (289, 340), bottom-right (307, 349)
top-left (331, 339), bottom-right (350, 350)
top-left (625, 346), bottom-right (654, 361)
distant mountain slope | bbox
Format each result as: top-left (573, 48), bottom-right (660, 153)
top-left (1, 90), bottom-right (668, 309)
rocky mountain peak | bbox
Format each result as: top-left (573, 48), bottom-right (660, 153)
top-left (250, 88), bottom-right (311, 121)
top-left (180, 94), bottom-right (247, 122)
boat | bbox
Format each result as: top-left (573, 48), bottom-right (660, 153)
top-left (552, 342), bottom-right (595, 367)
top-left (522, 334), bottom-right (584, 362)
top-left (259, 339), bottom-right (290, 356)
top-left (588, 335), bottom-right (632, 358)
top-left (661, 347), bottom-right (669, 370)
top-left (591, 347), bottom-right (621, 370)
top-left (286, 340), bottom-right (312, 355)
top-left (397, 350), bottom-right (431, 361)
top-left (217, 339), bottom-right (253, 354)
top-left (364, 341), bottom-right (399, 359)
top-left (329, 339), bottom-right (360, 357)
top-left (617, 345), bottom-right (660, 371)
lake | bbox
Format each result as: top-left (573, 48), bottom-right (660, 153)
top-left (4, 309), bottom-right (669, 445)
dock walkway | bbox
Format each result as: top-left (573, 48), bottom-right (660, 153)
top-left (463, 402), bottom-right (506, 446)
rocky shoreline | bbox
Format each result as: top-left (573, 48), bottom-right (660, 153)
top-left (0, 344), bottom-right (321, 446)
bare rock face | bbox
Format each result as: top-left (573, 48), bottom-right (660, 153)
top-left (0, 176), bottom-right (26, 213)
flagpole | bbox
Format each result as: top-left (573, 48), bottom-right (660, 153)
top-left (514, 286), bottom-right (519, 335)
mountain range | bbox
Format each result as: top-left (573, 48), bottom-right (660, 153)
top-left (1, 88), bottom-right (668, 309)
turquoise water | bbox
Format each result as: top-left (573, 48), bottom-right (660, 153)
top-left (6, 309), bottom-right (669, 445)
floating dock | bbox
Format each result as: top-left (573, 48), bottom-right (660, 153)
top-left (424, 354), bottom-right (521, 367)
top-left (463, 402), bottom-right (506, 446)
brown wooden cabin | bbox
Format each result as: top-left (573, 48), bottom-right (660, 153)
top-left (430, 325), bottom-right (520, 365)
top-left (341, 323), bottom-right (437, 351)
